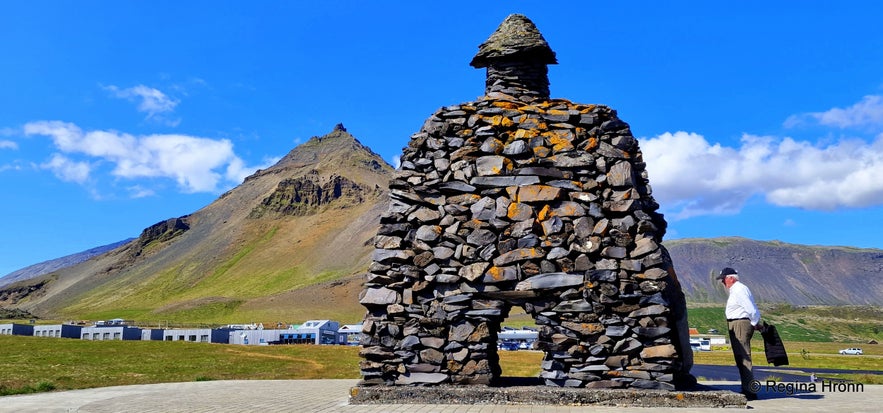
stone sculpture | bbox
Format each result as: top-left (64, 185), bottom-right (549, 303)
top-left (359, 14), bottom-right (693, 390)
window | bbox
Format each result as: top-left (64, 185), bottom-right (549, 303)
top-left (188, 335), bottom-right (197, 342)
top-left (103, 332), bottom-right (111, 340)
top-left (165, 335), bottom-right (173, 341)
top-left (200, 335), bottom-right (209, 342)
top-left (93, 333), bottom-right (100, 340)
top-left (82, 333), bottom-right (89, 339)
top-left (113, 332), bottom-right (121, 339)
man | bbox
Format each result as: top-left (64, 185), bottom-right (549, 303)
top-left (717, 267), bottom-right (762, 400)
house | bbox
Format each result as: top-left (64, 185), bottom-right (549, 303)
top-left (80, 326), bottom-right (142, 341)
top-left (0, 323), bottom-right (34, 336)
top-left (337, 324), bottom-right (363, 345)
top-left (32, 324), bottom-right (82, 339)
top-left (498, 327), bottom-right (539, 350)
top-left (279, 320), bottom-right (340, 345)
top-left (159, 328), bottom-right (231, 343)
top-left (228, 329), bottom-right (288, 345)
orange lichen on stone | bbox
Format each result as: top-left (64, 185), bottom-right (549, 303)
top-left (532, 146), bottom-right (551, 158)
top-left (584, 136), bottom-right (599, 151)
top-left (513, 129), bottom-right (538, 140)
top-left (518, 116), bottom-right (546, 130)
top-left (544, 130), bottom-right (574, 152)
top-left (555, 201), bottom-right (582, 216)
top-left (518, 247), bottom-right (544, 259)
top-left (489, 115), bottom-right (513, 127)
top-left (507, 202), bottom-right (534, 221)
top-left (517, 185), bottom-right (562, 202)
top-left (547, 109), bottom-right (569, 117)
top-left (518, 105), bottom-right (540, 112)
top-left (537, 204), bottom-right (552, 221)
top-left (492, 101), bottom-right (519, 109)
top-left (486, 266), bottom-right (506, 281)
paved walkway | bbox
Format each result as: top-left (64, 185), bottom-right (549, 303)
top-left (0, 380), bottom-right (880, 412)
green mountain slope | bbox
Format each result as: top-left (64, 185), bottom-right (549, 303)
top-left (0, 125), bottom-right (390, 323)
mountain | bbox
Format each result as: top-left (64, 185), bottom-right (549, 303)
top-left (0, 239), bottom-right (134, 288)
top-left (665, 237), bottom-right (883, 306)
top-left (0, 125), bottom-right (392, 323)
top-left (1, 126), bottom-right (881, 324)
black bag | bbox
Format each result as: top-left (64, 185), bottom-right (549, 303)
top-left (760, 322), bottom-right (789, 366)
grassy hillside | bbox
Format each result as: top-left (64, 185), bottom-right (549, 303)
top-left (665, 237), bottom-right (883, 305)
top-left (687, 305), bottom-right (882, 343)
top-left (51, 204), bottom-right (378, 324)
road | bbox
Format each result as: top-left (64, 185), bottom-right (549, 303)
top-left (691, 364), bottom-right (881, 383)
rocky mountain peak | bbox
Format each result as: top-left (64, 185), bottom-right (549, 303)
top-left (252, 125), bottom-right (389, 180)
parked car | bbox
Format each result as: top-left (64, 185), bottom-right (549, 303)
top-left (839, 348), bottom-right (863, 355)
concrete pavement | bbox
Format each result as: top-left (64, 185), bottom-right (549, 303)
top-left (1, 379), bottom-right (880, 412)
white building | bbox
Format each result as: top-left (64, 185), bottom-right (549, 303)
top-left (337, 324), bottom-right (363, 345)
top-left (279, 320), bottom-right (340, 345)
top-left (228, 329), bottom-right (288, 345)
top-left (33, 324), bottom-right (82, 339)
top-left (0, 323), bottom-right (33, 336)
top-left (498, 327), bottom-right (539, 350)
top-left (80, 326), bottom-right (142, 341)
top-left (153, 328), bottom-right (231, 343)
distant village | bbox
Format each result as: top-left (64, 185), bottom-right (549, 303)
top-left (1, 319), bottom-right (725, 351)
top-left (0, 319), bottom-right (540, 348)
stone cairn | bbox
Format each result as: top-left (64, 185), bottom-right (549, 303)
top-left (359, 14), bottom-right (692, 390)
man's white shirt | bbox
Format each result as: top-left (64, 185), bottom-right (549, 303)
top-left (725, 281), bottom-right (760, 326)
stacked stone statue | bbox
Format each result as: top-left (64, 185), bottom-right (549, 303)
top-left (359, 14), bottom-right (692, 390)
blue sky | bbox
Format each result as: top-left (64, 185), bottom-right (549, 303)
top-left (3, 2), bottom-right (883, 276)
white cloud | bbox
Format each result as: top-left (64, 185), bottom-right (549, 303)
top-left (392, 155), bottom-right (402, 170)
top-left (104, 84), bottom-right (180, 125)
top-left (0, 140), bottom-right (17, 150)
top-left (642, 131), bottom-right (883, 219)
top-left (0, 163), bottom-right (22, 172)
top-left (41, 153), bottom-right (91, 184)
top-left (24, 120), bottom-right (265, 193)
top-left (785, 95), bottom-right (883, 129)
top-left (127, 185), bottom-right (155, 199)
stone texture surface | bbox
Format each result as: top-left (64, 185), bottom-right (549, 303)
top-left (359, 13), bottom-right (692, 390)
top-left (350, 384), bottom-right (747, 408)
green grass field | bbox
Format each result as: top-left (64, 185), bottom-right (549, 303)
top-left (1, 333), bottom-right (880, 396)
top-left (1, 304), bottom-right (880, 395)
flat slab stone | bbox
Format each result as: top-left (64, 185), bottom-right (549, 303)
top-left (349, 383), bottom-right (747, 408)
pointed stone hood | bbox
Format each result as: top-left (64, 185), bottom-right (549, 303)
top-left (469, 14), bottom-right (557, 68)
top-left (469, 14), bottom-right (557, 102)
